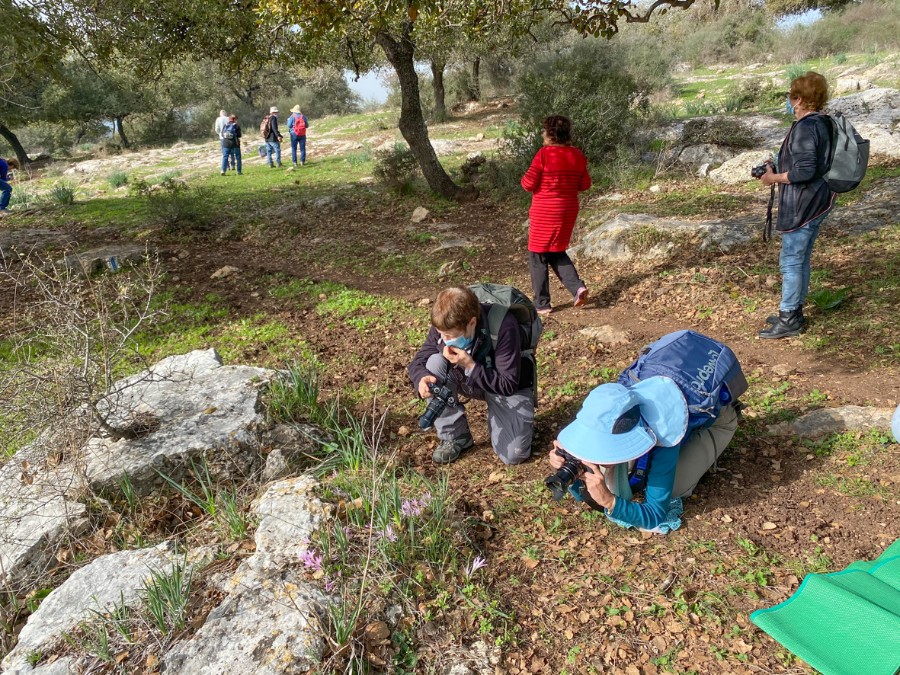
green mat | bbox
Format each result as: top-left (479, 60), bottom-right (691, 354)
top-left (751, 539), bottom-right (900, 675)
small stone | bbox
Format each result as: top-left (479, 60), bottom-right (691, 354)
top-left (773, 364), bottom-right (795, 377)
top-left (762, 522), bottom-right (778, 530)
top-left (410, 206), bottom-right (430, 223)
top-left (579, 325), bottom-right (630, 345)
top-left (364, 621), bottom-right (391, 642)
top-left (397, 426), bottom-right (410, 437)
top-left (211, 265), bottom-right (240, 279)
top-left (648, 185), bottom-right (661, 193)
top-left (475, 133), bottom-right (485, 141)
top-left (417, 297), bottom-right (432, 307)
top-left (721, 514), bottom-right (733, 523)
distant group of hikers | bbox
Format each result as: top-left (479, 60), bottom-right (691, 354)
top-left (407, 70), bottom-right (868, 534)
top-left (213, 104), bottom-right (310, 175)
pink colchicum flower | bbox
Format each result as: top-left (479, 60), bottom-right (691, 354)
top-left (378, 524), bottom-right (398, 542)
top-left (466, 555), bottom-right (487, 579)
top-left (401, 492), bottom-right (433, 518)
top-left (299, 549), bottom-right (324, 571)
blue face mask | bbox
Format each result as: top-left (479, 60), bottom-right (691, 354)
top-left (785, 95), bottom-right (795, 116)
top-left (444, 334), bottom-right (473, 350)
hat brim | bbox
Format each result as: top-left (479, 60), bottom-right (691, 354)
top-left (558, 416), bottom-right (657, 465)
top-left (629, 376), bottom-right (689, 447)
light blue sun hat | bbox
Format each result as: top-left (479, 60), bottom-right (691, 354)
top-left (557, 377), bottom-right (688, 464)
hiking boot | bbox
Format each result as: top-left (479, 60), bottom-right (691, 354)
top-left (432, 436), bottom-right (474, 465)
top-left (276, 162), bottom-right (283, 168)
top-left (220, 171), bottom-right (226, 176)
top-left (759, 310), bottom-right (805, 339)
top-left (767, 304), bottom-right (805, 325)
top-left (574, 287), bottom-right (589, 308)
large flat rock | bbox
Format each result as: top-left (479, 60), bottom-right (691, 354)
top-left (2, 543), bottom-right (178, 673)
top-left (81, 349), bottom-right (275, 493)
top-left (571, 213), bottom-right (756, 264)
top-left (162, 476), bottom-right (328, 674)
top-left (768, 406), bottom-right (895, 439)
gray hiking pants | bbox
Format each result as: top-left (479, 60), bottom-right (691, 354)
top-left (671, 402), bottom-right (740, 498)
top-left (426, 354), bottom-right (534, 465)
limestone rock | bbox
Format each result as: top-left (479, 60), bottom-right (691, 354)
top-left (81, 349), bottom-right (274, 494)
top-left (827, 88), bottom-right (900, 158)
top-left (708, 150), bottom-right (773, 185)
top-left (251, 476), bottom-right (324, 567)
top-left (443, 640), bottom-right (501, 675)
top-left (677, 144), bottom-right (739, 168)
top-left (161, 564), bottom-right (327, 675)
top-left (767, 406), bottom-right (895, 439)
top-left (827, 177), bottom-right (900, 234)
top-left (59, 245), bottom-right (148, 275)
top-left (210, 265), bottom-right (240, 279)
top-left (571, 213), bottom-right (756, 264)
top-left (163, 476), bottom-right (329, 674)
top-left (0, 229), bottom-right (77, 257)
top-left (411, 206), bottom-right (430, 223)
top-left (579, 325), bottom-right (630, 345)
top-left (835, 77), bottom-right (873, 94)
top-left (2, 543), bottom-right (178, 673)
top-left (261, 424), bottom-right (330, 483)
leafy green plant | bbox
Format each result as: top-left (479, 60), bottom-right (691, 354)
top-left (373, 143), bottom-right (419, 193)
top-left (220, 490), bottom-right (250, 540)
top-left (108, 171), bottom-right (129, 188)
top-left (807, 287), bottom-right (851, 311)
top-left (141, 559), bottom-right (192, 634)
top-left (49, 183), bottom-right (77, 206)
top-left (267, 363), bottom-right (321, 424)
top-left (157, 458), bottom-right (217, 517)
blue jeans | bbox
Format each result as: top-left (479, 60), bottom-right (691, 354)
top-left (221, 145), bottom-right (242, 174)
top-left (779, 214), bottom-right (825, 312)
top-left (290, 135), bottom-right (306, 164)
top-left (0, 179), bottom-right (10, 210)
top-left (266, 141), bottom-right (281, 166)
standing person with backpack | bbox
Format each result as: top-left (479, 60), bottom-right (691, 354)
top-left (220, 115), bottom-right (242, 176)
top-left (0, 157), bottom-right (20, 215)
top-left (408, 286), bottom-right (537, 466)
top-left (756, 72), bottom-right (837, 339)
top-left (263, 106), bottom-right (283, 168)
top-left (214, 109), bottom-right (235, 171)
top-left (521, 115), bottom-right (592, 316)
top-left (286, 105), bottom-right (309, 167)
top-left (546, 330), bottom-right (744, 533)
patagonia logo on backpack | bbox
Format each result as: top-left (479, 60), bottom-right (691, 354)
top-left (259, 115), bottom-right (271, 139)
top-left (468, 283), bottom-right (543, 404)
top-left (823, 112), bottom-right (869, 193)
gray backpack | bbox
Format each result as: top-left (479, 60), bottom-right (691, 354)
top-left (468, 283), bottom-right (542, 404)
top-left (823, 113), bottom-right (869, 193)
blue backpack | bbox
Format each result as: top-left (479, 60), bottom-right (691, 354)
top-left (617, 330), bottom-right (747, 490)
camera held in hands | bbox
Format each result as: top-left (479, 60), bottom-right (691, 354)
top-left (544, 448), bottom-right (587, 501)
top-left (751, 161), bottom-right (773, 179)
top-left (418, 381), bottom-right (458, 430)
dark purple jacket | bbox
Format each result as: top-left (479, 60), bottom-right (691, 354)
top-left (777, 113), bottom-right (836, 232)
top-left (408, 303), bottom-right (523, 397)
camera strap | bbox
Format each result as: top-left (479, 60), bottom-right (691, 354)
top-left (576, 482), bottom-right (607, 514)
top-left (763, 184), bottom-right (776, 242)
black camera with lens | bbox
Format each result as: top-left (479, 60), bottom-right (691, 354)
top-left (544, 448), bottom-right (589, 501)
top-left (418, 381), bottom-right (458, 429)
top-left (750, 161), bottom-right (772, 179)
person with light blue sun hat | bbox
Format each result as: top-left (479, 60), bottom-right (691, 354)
top-left (548, 375), bottom-right (740, 533)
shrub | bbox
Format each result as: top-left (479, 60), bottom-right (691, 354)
top-left (373, 143), bottom-right (419, 193)
top-left (49, 183), bottom-right (76, 206)
top-left (511, 39), bottom-right (646, 166)
top-left (145, 180), bottom-right (212, 232)
top-left (108, 171), bottom-right (129, 188)
top-left (681, 118), bottom-right (761, 149)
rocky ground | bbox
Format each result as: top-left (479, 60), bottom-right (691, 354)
top-left (1, 79), bottom-right (899, 674)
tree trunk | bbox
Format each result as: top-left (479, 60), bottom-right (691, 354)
top-left (471, 57), bottom-right (481, 101)
top-left (114, 116), bottom-right (130, 147)
top-left (376, 28), bottom-right (474, 202)
top-left (430, 60), bottom-right (447, 122)
top-left (0, 124), bottom-right (31, 166)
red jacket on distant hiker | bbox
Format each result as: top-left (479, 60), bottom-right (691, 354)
top-left (520, 115), bottom-right (591, 314)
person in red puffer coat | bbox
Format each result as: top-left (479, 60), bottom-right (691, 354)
top-left (521, 115), bottom-right (592, 315)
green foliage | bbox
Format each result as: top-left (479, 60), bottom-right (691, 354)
top-left (373, 143), bottom-right (420, 193)
top-left (807, 287), bottom-right (851, 310)
top-left (141, 559), bottom-right (192, 634)
top-left (49, 183), bottom-right (76, 206)
top-left (678, 6), bottom-right (775, 65)
top-left (513, 39), bottom-right (645, 166)
top-left (108, 171), bottom-right (129, 188)
top-left (267, 363), bottom-right (321, 424)
top-left (140, 178), bottom-right (212, 232)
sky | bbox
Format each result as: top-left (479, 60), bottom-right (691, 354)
top-left (346, 70), bottom-right (389, 105)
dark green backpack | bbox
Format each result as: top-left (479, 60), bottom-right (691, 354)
top-left (468, 283), bottom-right (543, 404)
